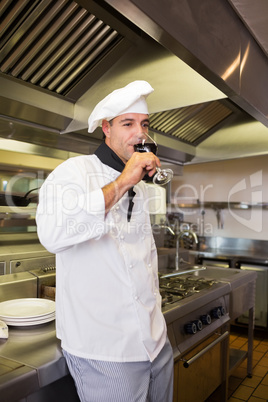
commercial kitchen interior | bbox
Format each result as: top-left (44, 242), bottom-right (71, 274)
top-left (1, 1), bottom-right (268, 401)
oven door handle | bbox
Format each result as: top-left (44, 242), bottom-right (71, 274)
top-left (182, 331), bottom-right (229, 368)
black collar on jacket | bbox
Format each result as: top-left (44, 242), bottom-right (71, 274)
top-left (94, 142), bottom-right (135, 222)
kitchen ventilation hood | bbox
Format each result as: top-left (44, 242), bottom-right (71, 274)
top-left (1, 0), bottom-right (268, 165)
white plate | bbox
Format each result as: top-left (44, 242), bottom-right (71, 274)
top-left (3, 310), bottom-right (55, 319)
top-left (3, 315), bottom-right (55, 327)
top-left (4, 312), bottom-right (55, 323)
top-left (0, 298), bottom-right (55, 320)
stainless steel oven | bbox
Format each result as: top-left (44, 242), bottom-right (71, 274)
top-left (161, 266), bottom-right (257, 401)
top-left (176, 327), bottom-right (229, 402)
top-left (161, 273), bottom-right (231, 401)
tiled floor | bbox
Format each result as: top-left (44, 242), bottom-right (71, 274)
top-left (206, 326), bottom-right (268, 402)
top-left (227, 326), bottom-right (268, 401)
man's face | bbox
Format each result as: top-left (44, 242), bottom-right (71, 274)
top-left (103, 113), bottom-right (149, 164)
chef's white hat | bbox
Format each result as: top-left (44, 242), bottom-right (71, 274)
top-left (88, 80), bottom-right (154, 133)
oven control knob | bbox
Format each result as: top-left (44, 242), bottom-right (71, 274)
top-left (211, 307), bottom-right (222, 319)
top-left (220, 306), bottom-right (226, 316)
top-left (185, 322), bottom-right (197, 334)
top-left (193, 319), bottom-right (202, 331)
top-left (201, 314), bottom-right (212, 325)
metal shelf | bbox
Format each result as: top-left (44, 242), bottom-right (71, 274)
top-left (168, 202), bottom-right (268, 210)
top-left (0, 218), bottom-right (36, 228)
top-left (229, 348), bottom-right (248, 375)
top-left (0, 206), bottom-right (37, 229)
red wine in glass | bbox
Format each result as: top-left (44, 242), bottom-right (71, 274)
top-left (134, 135), bottom-right (173, 185)
top-left (133, 142), bottom-right (158, 154)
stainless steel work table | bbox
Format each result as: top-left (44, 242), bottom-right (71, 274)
top-left (189, 248), bottom-right (268, 265)
top-left (0, 321), bottom-right (78, 402)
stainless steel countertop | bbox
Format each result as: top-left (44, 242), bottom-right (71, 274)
top-left (0, 321), bottom-right (68, 402)
top-left (0, 298), bottom-right (189, 401)
top-left (0, 305), bottom-right (186, 401)
top-left (190, 248), bottom-right (268, 264)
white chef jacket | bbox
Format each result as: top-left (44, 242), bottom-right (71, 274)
top-left (36, 154), bottom-right (167, 362)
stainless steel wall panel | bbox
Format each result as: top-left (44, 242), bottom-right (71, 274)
top-left (0, 272), bottom-right (37, 301)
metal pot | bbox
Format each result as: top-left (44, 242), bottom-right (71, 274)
top-left (0, 188), bottom-right (39, 207)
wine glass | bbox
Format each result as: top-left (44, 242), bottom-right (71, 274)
top-left (134, 132), bottom-right (173, 185)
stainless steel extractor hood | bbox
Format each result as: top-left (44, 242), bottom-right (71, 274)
top-left (1, 0), bottom-right (268, 165)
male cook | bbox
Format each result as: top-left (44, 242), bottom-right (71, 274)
top-left (36, 81), bottom-right (174, 402)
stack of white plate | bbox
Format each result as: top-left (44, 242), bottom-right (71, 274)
top-left (0, 298), bottom-right (56, 326)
